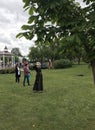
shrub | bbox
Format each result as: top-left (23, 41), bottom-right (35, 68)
top-left (53, 59), bottom-right (72, 69)
top-left (0, 68), bottom-right (15, 74)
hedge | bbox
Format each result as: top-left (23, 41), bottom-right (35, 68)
top-left (0, 68), bottom-right (15, 74)
top-left (53, 59), bottom-right (72, 69)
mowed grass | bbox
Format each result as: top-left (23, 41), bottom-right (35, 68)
top-left (0, 64), bottom-right (95, 130)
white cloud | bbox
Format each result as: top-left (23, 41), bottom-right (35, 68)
top-left (0, 0), bottom-right (86, 56)
top-left (0, 0), bottom-right (34, 56)
top-left (75, 0), bottom-right (86, 7)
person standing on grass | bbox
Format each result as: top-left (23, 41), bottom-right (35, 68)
top-left (27, 68), bottom-right (31, 85)
top-left (23, 63), bottom-right (30, 86)
top-left (15, 63), bottom-right (21, 83)
top-left (33, 62), bottom-right (43, 92)
top-left (48, 59), bottom-right (52, 69)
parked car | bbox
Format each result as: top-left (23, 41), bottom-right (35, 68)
top-left (41, 63), bottom-right (48, 69)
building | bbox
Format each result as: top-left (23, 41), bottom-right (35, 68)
top-left (0, 46), bottom-right (15, 69)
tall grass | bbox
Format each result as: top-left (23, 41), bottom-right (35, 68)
top-left (0, 64), bottom-right (95, 130)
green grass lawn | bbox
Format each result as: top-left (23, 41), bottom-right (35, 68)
top-left (0, 64), bottom-right (95, 130)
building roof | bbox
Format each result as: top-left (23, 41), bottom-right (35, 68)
top-left (0, 46), bottom-right (14, 56)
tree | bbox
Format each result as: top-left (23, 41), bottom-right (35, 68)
top-left (16, 0), bottom-right (82, 44)
top-left (17, 0), bottom-right (95, 84)
top-left (59, 39), bottom-right (84, 64)
top-left (11, 48), bottom-right (22, 62)
top-left (11, 48), bottom-right (22, 56)
top-left (81, 0), bottom-right (95, 84)
top-left (28, 44), bottom-right (55, 62)
top-left (28, 46), bottom-right (41, 62)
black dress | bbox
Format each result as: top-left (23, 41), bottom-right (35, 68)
top-left (33, 66), bottom-right (43, 91)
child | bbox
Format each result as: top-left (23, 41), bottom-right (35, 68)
top-left (23, 63), bottom-right (30, 86)
top-left (28, 71), bottom-right (31, 82)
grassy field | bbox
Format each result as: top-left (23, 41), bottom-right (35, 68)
top-left (0, 64), bottom-right (95, 130)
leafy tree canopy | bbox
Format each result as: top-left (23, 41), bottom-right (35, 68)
top-left (16, 0), bottom-right (95, 83)
top-left (11, 48), bottom-right (22, 56)
top-left (17, 0), bottom-right (83, 44)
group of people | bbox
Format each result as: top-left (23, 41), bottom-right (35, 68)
top-left (15, 62), bottom-right (43, 92)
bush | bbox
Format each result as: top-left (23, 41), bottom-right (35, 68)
top-left (54, 59), bottom-right (72, 69)
top-left (0, 68), bottom-right (15, 74)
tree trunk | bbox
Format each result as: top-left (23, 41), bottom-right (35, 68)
top-left (91, 60), bottom-right (95, 84)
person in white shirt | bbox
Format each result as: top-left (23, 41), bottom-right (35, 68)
top-left (15, 63), bottom-right (21, 83)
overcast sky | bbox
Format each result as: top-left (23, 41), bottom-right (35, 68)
top-left (0, 0), bottom-right (85, 56)
top-left (76, 0), bottom-right (86, 7)
top-left (0, 0), bottom-right (35, 56)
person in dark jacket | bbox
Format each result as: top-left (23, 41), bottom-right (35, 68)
top-left (33, 62), bottom-right (43, 92)
top-left (15, 63), bottom-right (21, 83)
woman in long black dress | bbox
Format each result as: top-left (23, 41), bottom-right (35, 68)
top-left (33, 62), bottom-right (43, 92)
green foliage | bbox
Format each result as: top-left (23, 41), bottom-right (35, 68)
top-left (54, 59), bottom-right (72, 69)
top-left (83, 0), bottom-right (94, 4)
top-left (17, 0), bottom-right (82, 43)
top-left (16, 0), bottom-right (95, 62)
top-left (0, 68), bottom-right (15, 74)
top-left (11, 48), bottom-right (22, 56)
top-left (28, 46), bottom-right (42, 61)
top-left (17, 0), bottom-right (95, 83)
top-left (17, 0), bottom-right (95, 63)
top-left (28, 42), bottom-right (59, 62)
